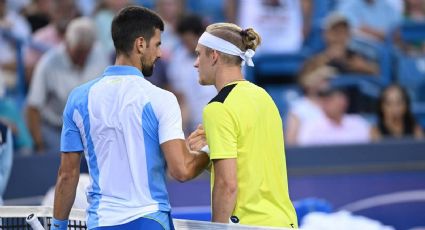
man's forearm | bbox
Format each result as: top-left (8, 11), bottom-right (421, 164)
top-left (185, 151), bottom-right (210, 179)
top-left (53, 169), bottom-right (79, 220)
top-left (212, 181), bottom-right (237, 223)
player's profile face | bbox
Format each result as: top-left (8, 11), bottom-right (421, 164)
top-left (193, 45), bottom-right (212, 85)
top-left (141, 29), bottom-right (162, 76)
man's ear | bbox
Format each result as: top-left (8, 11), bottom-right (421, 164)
top-left (134, 37), bottom-right (146, 54)
top-left (211, 50), bottom-right (219, 65)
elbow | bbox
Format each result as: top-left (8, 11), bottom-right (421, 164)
top-left (216, 179), bottom-right (238, 197)
top-left (227, 182), bottom-right (238, 197)
top-left (170, 168), bottom-right (194, 183)
top-left (169, 157), bottom-right (202, 182)
top-left (57, 166), bottom-right (79, 183)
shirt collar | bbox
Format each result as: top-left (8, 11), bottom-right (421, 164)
top-left (103, 65), bottom-right (144, 78)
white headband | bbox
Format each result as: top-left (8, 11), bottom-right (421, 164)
top-left (198, 32), bottom-right (255, 67)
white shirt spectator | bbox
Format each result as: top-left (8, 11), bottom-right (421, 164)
top-left (237, 0), bottom-right (303, 54)
top-left (290, 97), bottom-right (324, 123)
top-left (27, 43), bottom-right (108, 128)
top-left (298, 114), bottom-right (371, 146)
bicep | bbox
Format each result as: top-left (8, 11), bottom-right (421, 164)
top-left (161, 139), bottom-right (190, 181)
top-left (161, 139), bottom-right (188, 166)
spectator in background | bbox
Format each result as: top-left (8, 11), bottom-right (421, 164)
top-left (226, 0), bottom-right (312, 55)
top-left (371, 84), bottom-right (424, 140)
top-left (26, 17), bottom-right (108, 154)
top-left (298, 85), bottom-right (371, 146)
top-left (140, 0), bottom-right (185, 91)
top-left (338, 0), bottom-right (402, 43)
top-left (93, 0), bottom-right (131, 59)
top-left (405, 0), bottom-right (425, 21)
top-left (186, 0), bottom-right (226, 23)
top-left (301, 12), bottom-right (379, 76)
top-left (75, 0), bottom-right (96, 16)
top-left (0, 0), bottom-right (31, 90)
top-left (168, 14), bottom-right (216, 133)
top-left (21, 0), bottom-right (52, 33)
top-left (0, 121), bottom-right (13, 205)
top-left (399, 0), bottom-right (425, 55)
top-left (24, 0), bottom-right (79, 85)
top-left (155, 0), bottom-right (185, 60)
top-left (286, 66), bottom-right (335, 145)
top-left (0, 96), bottom-right (33, 155)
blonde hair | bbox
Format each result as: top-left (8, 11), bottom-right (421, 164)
top-left (205, 23), bottom-right (261, 66)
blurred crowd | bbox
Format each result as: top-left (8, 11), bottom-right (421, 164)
top-left (0, 0), bottom-right (424, 161)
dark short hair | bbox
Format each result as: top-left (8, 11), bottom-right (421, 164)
top-left (176, 14), bottom-right (205, 36)
top-left (111, 6), bottom-right (164, 56)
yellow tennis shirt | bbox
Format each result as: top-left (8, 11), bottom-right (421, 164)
top-left (203, 81), bottom-right (298, 228)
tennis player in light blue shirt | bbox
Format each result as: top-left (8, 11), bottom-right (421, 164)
top-left (52, 6), bottom-right (209, 230)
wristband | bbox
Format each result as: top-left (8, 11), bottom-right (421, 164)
top-left (200, 145), bottom-right (210, 155)
top-left (51, 217), bottom-right (68, 230)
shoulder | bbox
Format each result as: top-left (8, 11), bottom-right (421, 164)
top-left (38, 45), bottom-right (64, 65)
top-left (209, 83), bottom-right (237, 104)
top-left (147, 84), bottom-right (179, 110)
top-left (69, 77), bottom-right (102, 103)
top-left (148, 82), bottom-right (176, 101)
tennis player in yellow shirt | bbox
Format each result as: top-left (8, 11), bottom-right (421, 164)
top-left (188, 22), bottom-right (298, 228)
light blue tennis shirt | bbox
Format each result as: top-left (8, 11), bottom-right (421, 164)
top-left (60, 65), bottom-right (184, 229)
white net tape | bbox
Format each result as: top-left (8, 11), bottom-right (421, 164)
top-left (0, 206), bottom-right (292, 230)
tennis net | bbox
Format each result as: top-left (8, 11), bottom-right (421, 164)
top-left (0, 206), bottom-right (291, 230)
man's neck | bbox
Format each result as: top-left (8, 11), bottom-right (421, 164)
top-left (214, 65), bottom-right (244, 92)
top-left (115, 54), bottom-right (142, 70)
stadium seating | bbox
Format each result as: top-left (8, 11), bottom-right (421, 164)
top-left (400, 21), bottom-right (425, 44)
top-left (245, 52), bottom-right (310, 84)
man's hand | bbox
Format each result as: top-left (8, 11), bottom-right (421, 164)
top-left (187, 124), bottom-right (207, 151)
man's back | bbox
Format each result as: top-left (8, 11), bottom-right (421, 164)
top-left (203, 81), bottom-right (297, 227)
top-left (61, 66), bottom-right (184, 228)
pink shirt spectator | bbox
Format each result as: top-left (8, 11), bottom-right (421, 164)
top-left (298, 114), bottom-right (371, 146)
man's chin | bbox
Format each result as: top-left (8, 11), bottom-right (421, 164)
top-left (199, 79), bottom-right (210, 86)
top-left (142, 68), bottom-right (154, 77)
